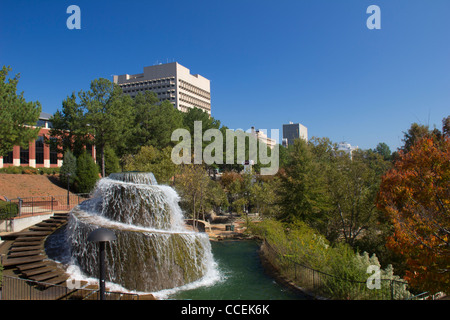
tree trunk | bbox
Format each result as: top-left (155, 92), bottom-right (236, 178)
top-left (101, 144), bottom-right (105, 177)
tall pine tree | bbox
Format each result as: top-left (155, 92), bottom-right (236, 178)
top-left (79, 78), bottom-right (134, 177)
top-left (0, 66), bottom-right (41, 156)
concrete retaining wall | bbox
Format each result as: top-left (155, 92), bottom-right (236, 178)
top-left (0, 213), bottom-right (53, 233)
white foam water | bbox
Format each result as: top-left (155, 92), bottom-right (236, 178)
top-left (64, 254), bottom-right (223, 299)
top-left (66, 172), bottom-right (220, 294)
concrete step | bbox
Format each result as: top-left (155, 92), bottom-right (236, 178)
top-left (36, 222), bottom-right (62, 227)
top-left (29, 270), bottom-right (64, 282)
top-left (18, 261), bottom-right (52, 271)
top-left (10, 245), bottom-right (43, 252)
top-left (2, 254), bottom-right (46, 267)
top-left (44, 274), bottom-right (70, 286)
top-left (12, 241), bottom-right (42, 247)
top-left (15, 236), bottom-right (45, 242)
top-left (54, 212), bottom-right (69, 217)
top-left (29, 226), bottom-right (56, 232)
top-left (15, 231), bottom-right (52, 237)
top-left (8, 250), bottom-right (42, 258)
top-left (22, 266), bottom-right (56, 277)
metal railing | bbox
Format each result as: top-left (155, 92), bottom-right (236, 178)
top-left (0, 275), bottom-right (141, 300)
top-left (262, 239), bottom-right (414, 300)
top-left (0, 194), bottom-right (90, 220)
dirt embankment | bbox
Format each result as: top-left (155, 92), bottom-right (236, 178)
top-left (0, 173), bottom-right (75, 200)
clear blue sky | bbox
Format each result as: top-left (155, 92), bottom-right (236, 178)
top-left (1, 0), bottom-right (449, 151)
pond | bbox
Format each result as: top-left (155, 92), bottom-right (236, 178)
top-left (46, 228), bottom-right (307, 300)
top-left (167, 240), bottom-right (307, 300)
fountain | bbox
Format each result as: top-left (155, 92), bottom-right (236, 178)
top-left (67, 172), bottom-right (215, 292)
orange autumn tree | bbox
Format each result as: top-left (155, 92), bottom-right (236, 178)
top-left (377, 136), bottom-right (450, 294)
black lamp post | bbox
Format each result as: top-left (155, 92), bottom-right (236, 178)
top-left (87, 228), bottom-right (116, 300)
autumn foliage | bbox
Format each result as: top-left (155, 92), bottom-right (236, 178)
top-left (377, 137), bottom-right (450, 294)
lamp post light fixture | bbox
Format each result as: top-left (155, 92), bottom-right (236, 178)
top-left (87, 228), bottom-right (117, 300)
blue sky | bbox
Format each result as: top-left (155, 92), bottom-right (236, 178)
top-left (1, 0), bottom-right (449, 151)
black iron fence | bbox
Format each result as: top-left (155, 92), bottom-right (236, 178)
top-left (261, 240), bottom-right (415, 300)
top-left (0, 194), bottom-right (90, 220)
top-left (0, 275), bottom-right (142, 300)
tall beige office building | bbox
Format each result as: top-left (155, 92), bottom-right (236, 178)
top-left (113, 62), bottom-right (211, 114)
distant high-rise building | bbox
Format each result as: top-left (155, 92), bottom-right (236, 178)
top-left (250, 127), bottom-right (277, 149)
top-left (337, 142), bottom-right (359, 159)
top-left (282, 122), bottom-right (308, 146)
top-left (113, 62), bottom-right (211, 114)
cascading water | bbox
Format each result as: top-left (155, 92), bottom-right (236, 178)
top-left (67, 172), bottom-right (216, 293)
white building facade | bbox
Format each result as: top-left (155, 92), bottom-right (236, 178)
top-left (113, 62), bottom-right (211, 114)
top-left (337, 142), bottom-right (359, 159)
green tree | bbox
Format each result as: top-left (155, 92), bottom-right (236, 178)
top-left (128, 92), bottom-right (184, 152)
top-left (75, 151), bottom-right (99, 193)
top-left (104, 146), bottom-right (120, 176)
top-left (146, 100), bottom-right (184, 149)
top-left (0, 66), bottom-right (41, 156)
top-left (205, 179), bottom-right (229, 214)
top-left (373, 142), bottom-right (392, 161)
top-left (323, 149), bottom-right (384, 247)
top-left (182, 107), bottom-right (221, 167)
top-left (46, 93), bottom-right (93, 157)
top-left (250, 175), bottom-right (280, 217)
top-left (123, 145), bottom-right (178, 185)
top-left (175, 164), bottom-right (211, 229)
top-left (79, 78), bottom-right (134, 177)
top-left (48, 93), bottom-right (92, 157)
top-left (277, 138), bottom-right (328, 224)
top-left (182, 107), bottom-right (221, 137)
top-left (401, 122), bottom-right (435, 153)
top-left (59, 150), bottom-right (77, 187)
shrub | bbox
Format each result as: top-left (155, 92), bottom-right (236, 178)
top-left (104, 146), bottom-right (120, 176)
top-left (60, 150), bottom-right (77, 186)
top-left (250, 219), bottom-right (411, 299)
top-left (0, 200), bottom-right (18, 219)
top-left (0, 166), bottom-right (59, 175)
top-left (75, 152), bottom-right (99, 193)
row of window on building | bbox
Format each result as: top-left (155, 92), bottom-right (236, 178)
top-left (2, 137), bottom-right (58, 165)
top-left (179, 92), bottom-right (211, 111)
top-left (179, 79), bottom-right (211, 100)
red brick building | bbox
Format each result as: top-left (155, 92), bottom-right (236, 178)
top-left (0, 112), bottom-right (96, 169)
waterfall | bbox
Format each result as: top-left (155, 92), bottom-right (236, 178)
top-left (67, 172), bottom-right (216, 293)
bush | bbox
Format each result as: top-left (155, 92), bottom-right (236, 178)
top-left (38, 167), bottom-right (60, 175)
top-left (104, 146), bottom-right (120, 176)
top-left (75, 152), bottom-right (99, 193)
top-left (0, 200), bottom-right (18, 219)
top-left (250, 219), bottom-right (411, 299)
top-left (0, 166), bottom-right (59, 175)
top-left (60, 150), bottom-right (77, 186)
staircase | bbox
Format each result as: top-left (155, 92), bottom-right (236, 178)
top-left (1, 212), bottom-right (70, 287)
top-left (1, 212), bottom-right (156, 300)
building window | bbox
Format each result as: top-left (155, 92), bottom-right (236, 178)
top-left (3, 151), bottom-right (13, 164)
top-left (35, 136), bottom-right (44, 164)
top-left (20, 146), bottom-right (29, 164)
top-left (86, 143), bottom-right (93, 157)
top-left (50, 138), bottom-right (58, 164)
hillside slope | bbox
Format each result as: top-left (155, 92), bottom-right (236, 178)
top-left (0, 174), bottom-right (76, 199)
